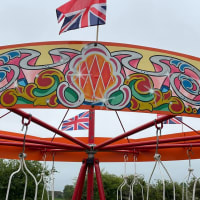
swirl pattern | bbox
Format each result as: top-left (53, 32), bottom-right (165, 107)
top-left (0, 42), bottom-right (199, 116)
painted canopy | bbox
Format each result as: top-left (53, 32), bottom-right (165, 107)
top-left (0, 41), bottom-right (200, 117)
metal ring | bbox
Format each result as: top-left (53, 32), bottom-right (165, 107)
top-left (154, 119), bottom-right (163, 130)
top-left (22, 114), bottom-right (32, 126)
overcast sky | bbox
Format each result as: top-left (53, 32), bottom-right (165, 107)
top-left (1, 0), bottom-right (200, 192)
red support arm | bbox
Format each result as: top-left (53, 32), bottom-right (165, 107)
top-left (135, 143), bottom-right (200, 150)
top-left (0, 133), bottom-right (84, 151)
top-left (87, 161), bottom-right (94, 200)
top-left (9, 108), bottom-right (90, 150)
top-left (0, 141), bottom-right (54, 149)
top-left (100, 134), bottom-right (200, 151)
top-left (94, 159), bottom-right (106, 200)
top-left (95, 115), bottom-right (174, 150)
top-left (72, 159), bottom-right (87, 200)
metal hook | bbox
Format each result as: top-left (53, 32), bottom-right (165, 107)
top-left (42, 152), bottom-right (47, 163)
top-left (187, 147), bottom-right (193, 170)
top-left (155, 120), bottom-right (161, 155)
top-left (21, 114), bottom-right (32, 154)
top-left (154, 119), bottom-right (163, 131)
top-left (124, 154), bottom-right (128, 177)
top-left (21, 114), bottom-right (32, 131)
top-left (154, 119), bottom-right (163, 156)
top-left (133, 153), bottom-right (137, 175)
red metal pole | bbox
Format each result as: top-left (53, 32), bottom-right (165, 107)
top-left (0, 133), bottom-right (84, 150)
top-left (0, 141), bottom-right (54, 149)
top-left (88, 109), bottom-right (95, 145)
top-left (72, 159), bottom-right (87, 200)
top-left (174, 117), bottom-right (200, 135)
top-left (95, 115), bottom-right (174, 150)
top-left (100, 134), bottom-right (200, 151)
top-left (85, 109), bottom-right (96, 200)
top-left (94, 159), bottom-right (106, 200)
top-left (87, 162), bottom-right (94, 200)
top-left (41, 149), bottom-right (85, 153)
top-left (9, 108), bottom-right (90, 149)
top-left (134, 143), bottom-right (200, 150)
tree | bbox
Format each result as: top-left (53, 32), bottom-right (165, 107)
top-left (63, 171), bottom-right (190, 200)
top-left (0, 159), bottom-right (50, 200)
top-left (188, 177), bottom-right (200, 200)
top-left (100, 172), bottom-right (123, 200)
top-left (63, 171), bottom-right (145, 200)
top-left (147, 179), bottom-right (183, 200)
top-left (63, 185), bottom-right (74, 200)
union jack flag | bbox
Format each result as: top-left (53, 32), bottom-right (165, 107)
top-left (157, 114), bottom-right (182, 124)
top-left (56, 0), bottom-right (107, 34)
top-left (61, 111), bottom-right (89, 131)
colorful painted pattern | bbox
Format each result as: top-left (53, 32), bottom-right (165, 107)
top-left (0, 41), bottom-right (200, 117)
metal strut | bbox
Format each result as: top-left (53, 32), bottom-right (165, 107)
top-left (72, 109), bottom-right (105, 200)
top-left (71, 146), bottom-right (105, 200)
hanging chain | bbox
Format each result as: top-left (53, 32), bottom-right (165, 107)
top-left (187, 147), bottom-right (193, 172)
top-left (20, 115), bottom-right (32, 157)
top-left (133, 152), bottom-right (138, 175)
top-left (124, 154), bottom-right (128, 178)
top-left (154, 120), bottom-right (163, 155)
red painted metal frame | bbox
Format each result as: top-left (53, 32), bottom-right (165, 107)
top-left (0, 141), bottom-right (54, 149)
top-left (134, 143), bottom-right (200, 150)
top-left (0, 133), bottom-right (84, 151)
top-left (71, 158), bottom-right (106, 200)
top-left (8, 109), bottom-right (200, 199)
top-left (100, 134), bottom-right (200, 151)
top-left (9, 108), bottom-right (90, 150)
top-left (94, 159), bottom-right (106, 200)
top-left (72, 159), bottom-right (87, 200)
top-left (87, 163), bottom-right (94, 200)
top-left (87, 109), bottom-right (95, 200)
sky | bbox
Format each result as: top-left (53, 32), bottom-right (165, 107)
top-left (0, 0), bottom-right (200, 192)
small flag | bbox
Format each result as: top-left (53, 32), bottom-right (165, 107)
top-left (157, 114), bottom-right (182, 124)
top-left (56, 0), bottom-right (107, 34)
top-left (61, 111), bottom-right (89, 131)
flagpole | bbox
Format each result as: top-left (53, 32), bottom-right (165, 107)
top-left (96, 25), bottom-right (99, 43)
